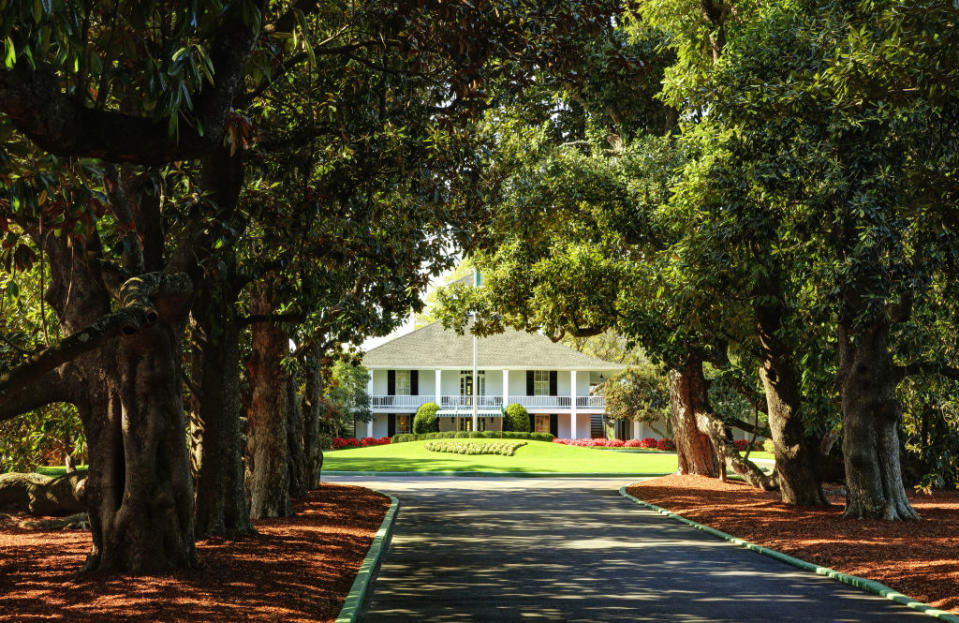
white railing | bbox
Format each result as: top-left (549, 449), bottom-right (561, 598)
top-left (506, 395), bottom-right (605, 409)
top-left (370, 394), bottom-right (605, 411)
top-left (577, 395), bottom-right (606, 409)
top-left (369, 395), bottom-right (429, 410)
top-left (440, 395), bottom-right (503, 408)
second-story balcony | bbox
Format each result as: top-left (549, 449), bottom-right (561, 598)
top-left (369, 393), bottom-right (606, 412)
top-left (440, 395), bottom-right (503, 408)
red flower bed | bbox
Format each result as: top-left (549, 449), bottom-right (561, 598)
top-left (553, 437), bottom-right (673, 449)
top-left (330, 436), bottom-right (391, 450)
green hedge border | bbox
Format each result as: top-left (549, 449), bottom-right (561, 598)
top-left (334, 491), bottom-right (400, 623)
top-left (618, 486), bottom-right (959, 623)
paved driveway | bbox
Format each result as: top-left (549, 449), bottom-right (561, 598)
top-left (326, 476), bottom-right (931, 622)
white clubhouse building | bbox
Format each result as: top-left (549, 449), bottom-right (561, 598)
top-left (361, 322), bottom-right (654, 439)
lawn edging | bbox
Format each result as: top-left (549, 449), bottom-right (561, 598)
top-left (335, 490), bottom-right (400, 623)
top-left (326, 470), bottom-right (673, 478)
top-left (618, 486), bottom-right (959, 623)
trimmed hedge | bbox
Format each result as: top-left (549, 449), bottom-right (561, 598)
top-left (503, 403), bottom-right (530, 432)
top-left (424, 440), bottom-right (527, 456)
top-left (392, 431), bottom-right (554, 443)
top-left (413, 402), bottom-right (440, 434)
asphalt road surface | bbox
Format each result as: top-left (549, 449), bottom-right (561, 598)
top-left (325, 475), bottom-right (931, 622)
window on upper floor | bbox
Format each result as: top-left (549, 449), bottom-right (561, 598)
top-left (534, 370), bottom-right (549, 396)
top-left (395, 370), bottom-right (410, 395)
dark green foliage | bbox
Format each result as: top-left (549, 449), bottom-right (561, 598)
top-left (503, 403), bottom-right (530, 432)
top-left (454, 431), bottom-right (471, 438)
top-left (413, 402), bottom-right (441, 435)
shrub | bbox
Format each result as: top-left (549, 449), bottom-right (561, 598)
top-left (530, 432), bottom-right (554, 442)
top-left (393, 433), bottom-right (416, 443)
top-left (318, 434), bottom-right (333, 450)
top-left (763, 439), bottom-right (775, 454)
top-left (639, 437), bottom-right (658, 449)
top-left (657, 438), bottom-right (676, 451)
top-left (732, 439), bottom-right (750, 452)
top-left (454, 431), bottom-right (471, 438)
top-left (624, 439), bottom-right (641, 448)
top-left (607, 439), bottom-right (625, 447)
top-left (503, 403), bottom-right (530, 432)
top-left (413, 402), bottom-right (440, 434)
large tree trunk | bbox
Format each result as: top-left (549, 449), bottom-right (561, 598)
top-left (84, 321), bottom-right (197, 572)
top-left (245, 280), bottom-right (293, 519)
top-left (668, 352), bottom-right (718, 476)
top-left (40, 230), bottom-right (197, 572)
top-left (838, 320), bottom-right (918, 520)
top-left (302, 350), bottom-right (325, 489)
top-left (756, 306), bottom-right (829, 506)
top-left (189, 261), bottom-right (253, 538)
top-left (189, 147), bottom-right (254, 537)
top-left (287, 376), bottom-right (308, 499)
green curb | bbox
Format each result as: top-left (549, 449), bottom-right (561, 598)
top-left (335, 491), bottom-right (400, 623)
top-left (618, 486), bottom-right (959, 623)
top-left (325, 470), bottom-right (673, 478)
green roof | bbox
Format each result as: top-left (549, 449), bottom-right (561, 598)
top-left (362, 322), bottom-right (624, 371)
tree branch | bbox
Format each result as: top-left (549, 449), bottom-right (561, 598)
top-left (0, 273), bottom-right (192, 398)
top-left (896, 361), bottom-right (959, 382)
top-left (0, 372), bottom-right (70, 422)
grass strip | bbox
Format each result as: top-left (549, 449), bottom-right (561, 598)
top-left (619, 486), bottom-right (959, 623)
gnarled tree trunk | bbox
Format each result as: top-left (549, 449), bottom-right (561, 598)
top-left (668, 351), bottom-right (718, 476)
top-left (838, 320), bottom-right (918, 520)
top-left (35, 232), bottom-right (198, 572)
top-left (756, 306), bottom-right (828, 506)
top-left (245, 279), bottom-right (292, 519)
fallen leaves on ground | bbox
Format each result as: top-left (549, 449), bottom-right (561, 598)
top-left (627, 475), bottom-right (959, 614)
top-left (0, 483), bottom-right (389, 622)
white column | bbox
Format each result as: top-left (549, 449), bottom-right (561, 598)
top-left (570, 370), bottom-right (578, 440)
top-left (633, 419), bottom-right (640, 440)
top-left (435, 369), bottom-right (442, 406)
top-left (367, 371), bottom-right (374, 437)
top-left (501, 369), bottom-right (510, 432)
top-left (502, 369), bottom-right (509, 407)
top-left (472, 336), bottom-right (478, 432)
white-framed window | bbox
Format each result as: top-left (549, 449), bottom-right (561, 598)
top-left (534, 415), bottom-right (550, 433)
top-left (395, 370), bottom-right (411, 395)
top-left (458, 417), bottom-right (473, 431)
top-left (534, 370), bottom-right (550, 396)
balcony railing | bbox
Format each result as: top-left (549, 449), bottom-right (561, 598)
top-left (369, 394), bottom-right (606, 411)
top-left (576, 395), bottom-right (606, 409)
top-left (369, 395), bottom-right (429, 409)
top-left (440, 395), bottom-right (503, 408)
top-left (507, 395), bottom-right (605, 409)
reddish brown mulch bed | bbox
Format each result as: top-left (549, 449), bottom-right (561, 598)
top-left (627, 475), bottom-right (959, 614)
top-left (0, 483), bottom-right (389, 622)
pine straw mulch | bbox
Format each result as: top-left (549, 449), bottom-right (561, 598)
top-left (0, 483), bottom-right (390, 622)
top-left (627, 475), bottom-right (959, 614)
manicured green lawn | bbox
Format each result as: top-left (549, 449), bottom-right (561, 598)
top-left (324, 440), bottom-right (678, 474)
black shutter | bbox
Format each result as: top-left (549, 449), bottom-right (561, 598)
top-left (550, 414), bottom-right (558, 437)
top-left (388, 414), bottom-right (396, 437)
top-left (549, 371), bottom-right (557, 396)
top-left (526, 371), bottom-right (534, 395)
top-left (410, 370), bottom-right (419, 395)
top-left (528, 413), bottom-right (535, 433)
top-left (387, 370), bottom-right (396, 395)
